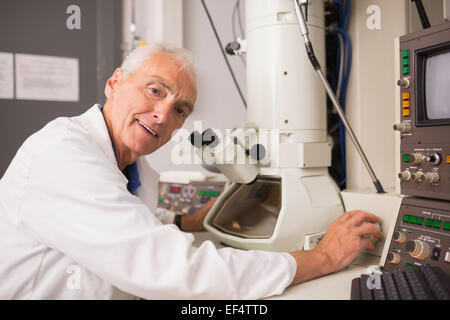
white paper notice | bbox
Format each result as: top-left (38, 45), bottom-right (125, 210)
top-left (15, 54), bottom-right (79, 102)
top-left (0, 52), bottom-right (14, 99)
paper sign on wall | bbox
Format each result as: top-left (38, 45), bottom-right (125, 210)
top-left (15, 54), bottom-right (79, 102)
top-left (0, 52), bottom-right (14, 99)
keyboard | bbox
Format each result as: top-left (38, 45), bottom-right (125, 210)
top-left (351, 264), bottom-right (450, 300)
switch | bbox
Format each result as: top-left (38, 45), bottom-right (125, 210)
top-left (402, 50), bottom-right (409, 58)
top-left (447, 155), bottom-right (450, 164)
top-left (403, 109), bottom-right (410, 116)
top-left (402, 100), bottom-right (410, 108)
top-left (403, 66), bottom-right (410, 74)
top-left (444, 222), bottom-right (450, 231)
top-left (402, 92), bottom-right (410, 99)
top-left (431, 247), bottom-right (441, 261)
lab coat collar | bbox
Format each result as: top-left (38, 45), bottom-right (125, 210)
top-left (78, 104), bottom-right (118, 167)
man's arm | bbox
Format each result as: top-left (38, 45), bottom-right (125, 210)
top-left (174, 198), bottom-right (216, 232)
top-left (288, 210), bottom-right (381, 286)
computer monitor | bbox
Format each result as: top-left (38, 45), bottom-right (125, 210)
top-left (396, 22), bottom-right (450, 201)
top-left (416, 44), bottom-right (450, 126)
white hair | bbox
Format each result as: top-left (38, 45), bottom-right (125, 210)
top-left (120, 42), bottom-right (196, 80)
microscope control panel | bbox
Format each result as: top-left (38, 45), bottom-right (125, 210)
top-left (395, 22), bottom-right (450, 201)
top-left (383, 197), bottom-right (450, 274)
top-left (157, 181), bottom-right (226, 215)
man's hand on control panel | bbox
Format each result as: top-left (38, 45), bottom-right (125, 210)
top-left (288, 210), bottom-right (382, 286)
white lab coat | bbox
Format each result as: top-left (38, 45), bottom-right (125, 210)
top-left (0, 105), bottom-right (296, 299)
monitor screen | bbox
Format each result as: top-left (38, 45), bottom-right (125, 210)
top-left (425, 50), bottom-right (450, 120)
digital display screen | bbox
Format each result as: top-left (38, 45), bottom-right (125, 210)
top-left (170, 186), bottom-right (180, 193)
top-left (425, 50), bottom-right (450, 120)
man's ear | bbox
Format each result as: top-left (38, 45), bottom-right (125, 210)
top-left (104, 68), bottom-right (124, 99)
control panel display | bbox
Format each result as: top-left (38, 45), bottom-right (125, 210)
top-left (157, 180), bottom-right (226, 215)
top-left (383, 197), bottom-right (450, 275)
top-left (394, 22), bottom-right (450, 201)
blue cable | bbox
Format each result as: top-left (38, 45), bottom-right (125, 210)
top-left (343, 0), bottom-right (351, 31)
top-left (333, 27), bottom-right (352, 189)
top-left (332, 0), bottom-right (345, 28)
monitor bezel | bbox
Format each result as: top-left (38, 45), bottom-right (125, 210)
top-left (415, 42), bottom-right (450, 127)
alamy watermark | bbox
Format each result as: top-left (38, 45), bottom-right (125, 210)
top-left (365, 265), bottom-right (382, 290)
top-left (66, 264), bottom-right (81, 290)
top-left (66, 5), bottom-right (81, 30)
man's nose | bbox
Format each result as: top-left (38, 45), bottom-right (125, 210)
top-left (151, 102), bottom-right (171, 124)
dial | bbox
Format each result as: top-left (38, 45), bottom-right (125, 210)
top-left (411, 153), bottom-right (425, 164)
top-left (424, 172), bottom-right (440, 183)
top-left (397, 78), bottom-right (410, 89)
top-left (393, 122), bottom-right (411, 133)
top-left (413, 171), bottom-right (425, 182)
top-left (387, 252), bottom-right (401, 264)
top-left (398, 171), bottom-right (412, 181)
top-left (393, 231), bottom-right (406, 243)
top-left (406, 240), bottom-right (430, 260)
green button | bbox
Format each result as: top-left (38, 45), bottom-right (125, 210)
top-left (198, 190), bottom-right (207, 196)
top-left (433, 220), bottom-right (442, 229)
top-left (402, 58), bottom-right (409, 66)
top-left (403, 154), bottom-right (410, 163)
top-left (402, 50), bottom-right (409, 58)
top-left (403, 215), bottom-right (410, 223)
top-left (416, 217), bottom-right (424, 225)
top-left (444, 222), bottom-right (450, 231)
top-left (426, 219), bottom-right (434, 227)
top-left (207, 191), bottom-right (219, 197)
top-left (402, 66), bottom-right (410, 74)
top-left (409, 216), bottom-right (417, 224)
top-left (158, 198), bottom-right (163, 204)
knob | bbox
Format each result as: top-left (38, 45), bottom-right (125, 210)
top-left (406, 240), bottom-right (430, 260)
top-left (393, 122), bottom-right (411, 133)
top-left (413, 171), bottom-right (425, 182)
top-left (393, 231), bottom-right (406, 243)
top-left (387, 252), bottom-right (401, 264)
top-left (411, 153), bottom-right (425, 164)
top-left (427, 153), bottom-right (441, 165)
top-left (424, 172), bottom-right (440, 183)
top-left (398, 171), bottom-right (412, 181)
top-left (397, 78), bottom-right (410, 89)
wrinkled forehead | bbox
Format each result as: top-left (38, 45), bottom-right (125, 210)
top-left (130, 52), bottom-right (197, 100)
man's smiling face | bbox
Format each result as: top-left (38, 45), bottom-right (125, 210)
top-left (104, 51), bottom-right (197, 166)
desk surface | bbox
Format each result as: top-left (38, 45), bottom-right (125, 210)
top-left (192, 231), bottom-right (380, 300)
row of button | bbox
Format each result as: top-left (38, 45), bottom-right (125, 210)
top-left (401, 50), bottom-right (410, 118)
top-left (402, 215), bottom-right (450, 231)
top-left (402, 50), bottom-right (410, 75)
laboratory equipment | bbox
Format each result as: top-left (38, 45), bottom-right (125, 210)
top-left (193, 0), bottom-right (345, 252)
top-left (157, 171), bottom-right (226, 216)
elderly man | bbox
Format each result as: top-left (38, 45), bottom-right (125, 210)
top-left (0, 43), bottom-right (381, 299)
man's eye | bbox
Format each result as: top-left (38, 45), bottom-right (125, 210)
top-left (149, 87), bottom-right (160, 96)
top-left (175, 107), bottom-right (186, 117)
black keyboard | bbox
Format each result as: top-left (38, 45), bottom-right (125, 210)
top-left (351, 264), bottom-right (450, 300)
